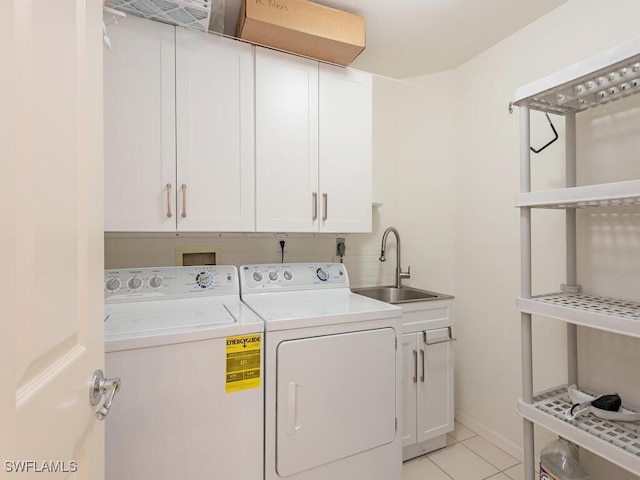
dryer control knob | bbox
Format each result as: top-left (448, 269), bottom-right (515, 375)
top-left (149, 275), bottom-right (163, 289)
top-left (283, 270), bottom-right (293, 281)
top-left (105, 277), bottom-right (121, 293)
top-left (316, 268), bottom-right (329, 281)
top-left (269, 271), bottom-right (278, 281)
top-left (252, 271), bottom-right (263, 282)
top-left (127, 276), bottom-right (143, 291)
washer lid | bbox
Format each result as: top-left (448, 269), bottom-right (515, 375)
top-left (105, 298), bottom-right (235, 339)
top-left (104, 296), bottom-right (263, 352)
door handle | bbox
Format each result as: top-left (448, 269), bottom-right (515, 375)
top-left (286, 382), bottom-right (301, 434)
top-left (420, 349), bottom-right (425, 382)
top-left (90, 369), bottom-right (120, 420)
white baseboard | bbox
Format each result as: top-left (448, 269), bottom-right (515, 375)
top-left (454, 409), bottom-right (525, 463)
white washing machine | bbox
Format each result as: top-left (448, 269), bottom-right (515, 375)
top-left (104, 266), bottom-right (263, 480)
top-left (239, 263), bottom-right (403, 480)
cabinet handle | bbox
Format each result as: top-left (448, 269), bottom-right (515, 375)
top-left (420, 349), bottom-right (425, 383)
top-left (322, 193), bottom-right (328, 221)
top-left (166, 183), bottom-right (173, 218)
top-left (312, 192), bottom-right (318, 221)
top-left (181, 184), bottom-right (187, 218)
top-left (412, 350), bottom-right (417, 383)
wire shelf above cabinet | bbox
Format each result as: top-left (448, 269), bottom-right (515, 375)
top-left (518, 386), bottom-right (640, 476)
top-left (513, 37), bottom-right (640, 114)
top-left (517, 293), bottom-right (640, 339)
top-left (515, 179), bottom-right (640, 208)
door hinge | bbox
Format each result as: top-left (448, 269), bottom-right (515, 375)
top-left (395, 337), bottom-right (398, 351)
top-left (395, 417), bottom-right (398, 432)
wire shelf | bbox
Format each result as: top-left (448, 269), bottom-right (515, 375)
top-left (518, 386), bottom-right (640, 474)
top-left (517, 293), bottom-right (640, 338)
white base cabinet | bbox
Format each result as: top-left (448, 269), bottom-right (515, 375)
top-left (401, 299), bottom-right (455, 461)
top-left (255, 47), bottom-right (372, 233)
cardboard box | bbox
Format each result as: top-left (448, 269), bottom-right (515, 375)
top-left (236, 0), bottom-right (365, 66)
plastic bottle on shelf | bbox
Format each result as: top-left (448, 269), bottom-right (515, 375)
top-left (539, 437), bottom-right (589, 480)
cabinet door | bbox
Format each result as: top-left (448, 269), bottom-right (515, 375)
top-left (104, 16), bottom-right (176, 231)
top-left (402, 333), bottom-right (418, 448)
top-left (418, 329), bottom-right (454, 442)
top-left (318, 64), bottom-right (372, 233)
top-left (176, 30), bottom-right (254, 232)
top-left (255, 47), bottom-right (319, 232)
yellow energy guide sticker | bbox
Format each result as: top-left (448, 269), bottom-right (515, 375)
top-left (225, 334), bottom-right (262, 393)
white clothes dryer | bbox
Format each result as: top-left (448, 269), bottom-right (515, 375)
top-left (239, 263), bottom-right (403, 480)
top-left (104, 266), bottom-right (263, 480)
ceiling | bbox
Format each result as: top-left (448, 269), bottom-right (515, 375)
top-left (221, 0), bottom-right (568, 79)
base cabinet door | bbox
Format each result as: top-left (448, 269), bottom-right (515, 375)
top-left (402, 333), bottom-right (419, 447)
top-left (402, 328), bottom-right (454, 450)
top-left (417, 328), bottom-right (454, 442)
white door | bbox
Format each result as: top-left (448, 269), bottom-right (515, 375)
top-left (276, 329), bottom-right (397, 477)
top-left (255, 47), bottom-right (319, 232)
top-left (401, 333), bottom-right (418, 447)
top-left (1, 0), bottom-right (106, 477)
top-left (319, 64), bottom-right (372, 233)
top-left (104, 15), bottom-right (176, 232)
top-left (176, 29), bottom-right (254, 232)
top-left (418, 329), bottom-right (455, 442)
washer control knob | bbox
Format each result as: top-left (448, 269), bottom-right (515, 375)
top-left (252, 271), bottom-right (263, 282)
top-left (127, 276), bottom-right (143, 290)
top-left (283, 270), bottom-right (293, 281)
top-left (269, 271), bottom-right (278, 281)
top-left (196, 272), bottom-right (214, 289)
top-left (149, 275), bottom-right (163, 289)
top-left (316, 268), bottom-right (329, 281)
top-left (105, 277), bottom-right (121, 293)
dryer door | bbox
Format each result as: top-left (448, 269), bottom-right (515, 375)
top-left (276, 327), bottom-right (397, 477)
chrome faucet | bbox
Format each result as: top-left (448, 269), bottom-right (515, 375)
top-left (379, 227), bottom-right (410, 288)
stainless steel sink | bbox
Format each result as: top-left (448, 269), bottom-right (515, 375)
top-left (353, 286), bottom-right (452, 305)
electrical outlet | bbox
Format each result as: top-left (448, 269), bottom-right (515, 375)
top-left (336, 237), bottom-right (345, 256)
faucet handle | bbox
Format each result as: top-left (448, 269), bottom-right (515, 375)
top-left (400, 266), bottom-right (411, 280)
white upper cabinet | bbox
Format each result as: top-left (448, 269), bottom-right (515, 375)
top-left (255, 47), bottom-right (319, 232)
top-left (104, 16), bottom-right (176, 232)
top-left (319, 63), bottom-right (372, 233)
top-left (104, 17), bottom-right (254, 232)
top-left (175, 29), bottom-right (255, 232)
top-left (255, 47), bottom-right (372, 233)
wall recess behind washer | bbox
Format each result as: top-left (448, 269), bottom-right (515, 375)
top-left (175, 245), bottom-right (223, 266)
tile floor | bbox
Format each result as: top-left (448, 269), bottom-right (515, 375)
top-left (403, 421), bottom-right (538, 480)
